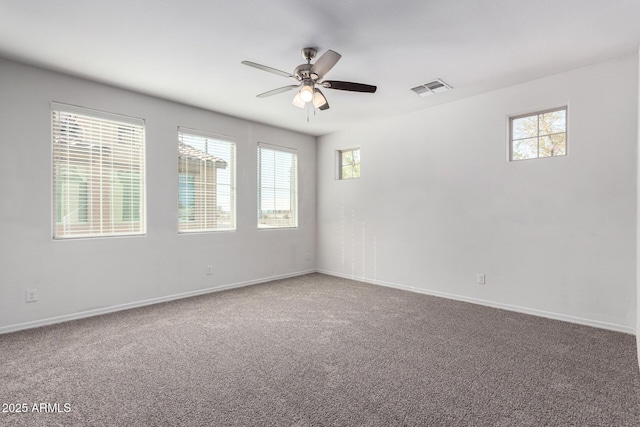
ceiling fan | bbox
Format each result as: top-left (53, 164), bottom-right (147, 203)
top-left (242, 48), bottom-right (377, 111)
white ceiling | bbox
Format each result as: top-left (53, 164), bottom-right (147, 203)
top-left (1, 0), bottom-right (639, 136)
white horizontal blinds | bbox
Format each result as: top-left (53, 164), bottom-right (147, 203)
top-left (257, 143), bottom-right (298, 229)
top-left (178, 128), bottom-right (235, 233)
top-left (52, 103), bottom-right (145, 239)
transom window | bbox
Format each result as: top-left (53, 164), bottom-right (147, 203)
top-left (339, 148), bottom-right (360, 179)
top-left (52, 103), bottom-right (145, 239)
top-left (177, 128), bottom-right (236, 233)
top-left (257, 143), bottom-right (298, 229)
top-left (510, 107), bottom-right (567, 161)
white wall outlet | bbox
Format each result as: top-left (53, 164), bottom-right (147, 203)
top-left (206, 265), bottom-right (213, 275)
top-left (26, 288), bottom-right (38, 302)
top-left (477, 273), bottom-right (486, 285)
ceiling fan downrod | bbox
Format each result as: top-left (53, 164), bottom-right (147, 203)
top-left (301, 47), bottom-right (317, 62)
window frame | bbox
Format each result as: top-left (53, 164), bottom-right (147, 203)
top-left (509, 106), bottom-right (568, 162)
top-left (337, 147), bottom-right (361, 180)
top-left (257, 142), bottom-right (298, 230)
top-left (177, 127), bottom-right (236, 234)
top-left (51, 102), bottom-right (146, 240)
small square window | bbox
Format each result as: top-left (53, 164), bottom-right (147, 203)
top-left (339, 148), bottom-right (360, 179)
top-left (510, 107), bottom-right (567, 161)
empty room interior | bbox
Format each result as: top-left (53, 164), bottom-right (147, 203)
top-left (1, 1), bottom-right (640, 425)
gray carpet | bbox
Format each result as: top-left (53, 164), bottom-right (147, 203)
top-left (1, 273), bottom-right (639, 426)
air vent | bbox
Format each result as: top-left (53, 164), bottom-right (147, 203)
top-left (410, 79), bottom-right (452, 97)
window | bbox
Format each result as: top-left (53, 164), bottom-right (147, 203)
top-left (178, 128), bottom-right (236, 232)
top-left (339, 148), bottom-right (360, 179)
top-left (257, 143), bottom-right (298, 229)
top-left (178, 174), bottom-right (196, 223)
top-left (52, 103), bottom-right (145, 239)
top-left (510, 107), bottom-right (567, 161)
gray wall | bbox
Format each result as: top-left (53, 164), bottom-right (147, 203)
top-left (0, 58), bottom-right (316, 332)
top-left (317, 54), bottom-right (638, 333)
top-left (1, 53), bottom-right (638, 338)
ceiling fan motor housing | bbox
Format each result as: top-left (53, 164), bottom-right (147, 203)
top-left (294, 63), bottom-right (319, 81)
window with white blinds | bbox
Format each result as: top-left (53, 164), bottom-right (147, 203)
top-left (257, 143), bottom-right (298, 229)
top-left (178, 128), bottom-right (235, 233)
top-left (52, 103), bottom-right (145, 239)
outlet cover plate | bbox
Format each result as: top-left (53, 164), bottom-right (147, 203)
top-left (26, 288), bottom-right (38, 302)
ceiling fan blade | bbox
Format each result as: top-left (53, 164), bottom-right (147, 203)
top-left (242, 61), bottom-right (298, 81)
top-left (322, 80), bottom-right (377, 93)
top-left (257, 85), bottom-right (299, 98)
top-left (310, 50), bottom-right (341, 79)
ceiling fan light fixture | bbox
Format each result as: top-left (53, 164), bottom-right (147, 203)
top-left (299, 82), bottom-right (314, 103)
top-left (312, 89), bottom-right (327, 108)
top-left (292, 92), bottom-right (305, 108)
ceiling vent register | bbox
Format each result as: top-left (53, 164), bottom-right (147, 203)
top-left (410, 79), bottom-right (452, 97)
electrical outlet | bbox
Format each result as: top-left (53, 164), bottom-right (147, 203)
top-left (477, 273), bottom-right (486, 285)
top-left (26, 288), bottom-right (38, 302)
top-left (206, 265), bottom-right (213, 275)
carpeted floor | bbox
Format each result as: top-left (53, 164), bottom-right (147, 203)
top-left (1, 273), bottom-right (639, 426)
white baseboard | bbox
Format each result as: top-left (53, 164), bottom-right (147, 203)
top-left (2, 268), bottom-right (634, 336)
top-left (637, 321), bottom-right (640, 369)
top-left (0, 269), bottom-right (316, 335)
top-left (317, 269), bottom-right (636, 335)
